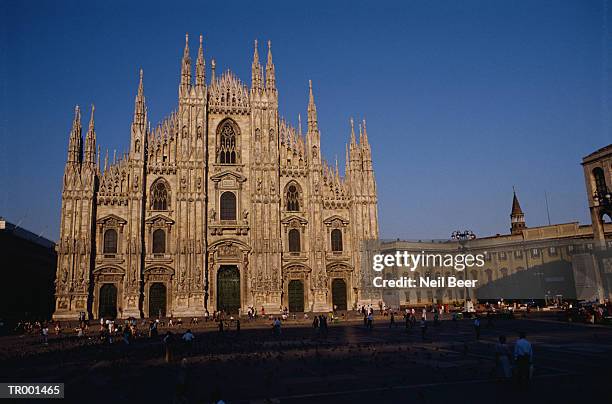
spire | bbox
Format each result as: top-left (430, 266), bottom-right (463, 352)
top-left (252, 39), bottom-right (262, 90)
top-left (350, 117), bottom-right (356, 148)
top-left (345, 143), bottom-right (350, 174)
top-left (265, 40), bottom-right (276, 91)
top-left (298, 113), bottom-right (302, 137)
top-left (362, 118), bottom-right (369, 147)
top-left (67, 105), bottom-right (82, 164)
top-left (84, 104), bottom-right (96, 165)
top-left (211, 58), bottom-right (216, 82)
top-left (510, 188), bottom-right (526, 235)
top-left (180, 33), bottom-right (191, 94)
top-left (307, 80), bottom-right (318, 133)
top-left (133, 69), bottom-right (146, 128)
top-left (511, 189), bottom-right (524, 216)
top-left (196, 34), bottom-right (205, 88)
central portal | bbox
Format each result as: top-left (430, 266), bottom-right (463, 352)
top-left (217, 265), bottom-right (240, 314)
top-left (288, 280), bottom-right (305, 312)
top-left (149, 282), bottom-right (167, 318)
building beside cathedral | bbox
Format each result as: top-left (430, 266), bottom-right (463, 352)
top-left (53, 35), bottom-right (379, 320)
top-left (368, 188), bottom-right (612, 307)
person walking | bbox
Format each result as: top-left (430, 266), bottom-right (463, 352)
top-left (495, 335), bottom-right (512, 381)
top-left (420, 317), bottom-right (427, 340)
top-left (389, 312), bottom-right (395, 328)
top-left (514, 331), bottom-right (533, 387)
top-left (474, 317), bottom-right (481, 340)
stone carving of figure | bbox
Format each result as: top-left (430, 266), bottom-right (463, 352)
top-left (209, 208), bottom-right (216, 221)
top-left (242, 210), bottom-right (249, 224)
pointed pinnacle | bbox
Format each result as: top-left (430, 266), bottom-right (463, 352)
top-left (253, 39), bottom-right (259, 62)
top-left (183, 33), bottom-right (190, 58)
top-left (138, 69), bottom-right (144, 95)
top-left (88, 104), bottom-right (95, 131)
top-left (267, 40), bottom-right (273, 63)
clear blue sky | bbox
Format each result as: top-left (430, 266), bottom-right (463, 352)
top-left (1, 0), bottom-right (610, 241)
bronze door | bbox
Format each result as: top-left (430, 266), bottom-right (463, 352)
top-left (331, 278), bottom-right (347, 311)
top-left (99, 283), bottom-right (117, 319)
top-left (288, 280), bottom-right (305, 312)
top-left (217, 265), bottom-right (240, 313)
top-left (149, 282), bottom-right (167, 318)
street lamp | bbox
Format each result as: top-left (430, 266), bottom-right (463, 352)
top-left (451, 230), bottom-right (477, 310)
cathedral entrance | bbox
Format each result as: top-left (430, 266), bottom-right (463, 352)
top-left (149, 282), bottom-right (167, 318)
top-left (98, 283), bottom-right (117, 319)
top-left (331, 278), bottom-right (347, 311)
top-left (217, 265), bottom-right (240, 314)
top-left (288, 280), bottom-right (304, 312)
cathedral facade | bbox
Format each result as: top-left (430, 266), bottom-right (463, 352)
top-left (53, 35), bottom-right (379, 320)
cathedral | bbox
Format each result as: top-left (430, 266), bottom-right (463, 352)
top-left (53, 35), bottom-right (379, 320)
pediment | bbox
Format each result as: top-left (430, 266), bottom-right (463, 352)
top-left (281, 214), bottom-right (308, 225)
top-left (210, 170), bottom-right (246, 183)
top-left (145, 214), bottom-right (175, 225)
top-left (93, 265), bottom-right (125, 275)
top-left (96, 214), bottom-right (127, 225)
top-left (323, 215), bottom-right (349, 226)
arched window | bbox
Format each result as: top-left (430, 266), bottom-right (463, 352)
top-left (286, 184), bottom-right (300, 211)
top-left (218, 122), bottom-right (237, 164)
top-left (593, 167), bottom-right (607, 196)
top-left (220, 192), bottom-right (236, 220)
top-left (331, 229), bottom-right (343, 252)
top-left (152, 180), bottom-right (169, 210)
top-left (288, 229), bottom-right (301, 253)
top-left (152, 229), bottom-right (165, 254)
top-left (103, 229), bottom-right (118, 254)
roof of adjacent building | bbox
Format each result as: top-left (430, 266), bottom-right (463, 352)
top-left (582, 144), bottom-right (612, 163)
top-left (0, 218), bottom-right (56, 249)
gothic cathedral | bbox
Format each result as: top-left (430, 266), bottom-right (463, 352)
top-left (53, 35), bottom-right (379, 320)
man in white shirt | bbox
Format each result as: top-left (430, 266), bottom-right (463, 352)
top-left (514, 331), bottom-right (533, 386)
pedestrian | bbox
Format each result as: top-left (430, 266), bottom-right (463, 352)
top-left (474, 317), bottom-right (481, 340)
top-left (41, 324), bottom-right (49, 345)
top-left (514, 331), bottom-right (533, 387)
top-left (420, 317), bottom-right (427, 340)
top-left (495, 335), bottom-right (512, 381)
top-left (389, 312), bottom-right (395, 328)
top-left (313, 316), bottom-right (319, 329)
top-left (367, 312), bottom-right (373, 329)
top-left (218, 320), bottom-right (224, 333)
top-left (236, 319), bottom-right (241, 334)
top-left (163, 331), bottom-right (175, 362)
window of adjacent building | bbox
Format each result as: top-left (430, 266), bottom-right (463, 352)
top-left (218, 122), bottom-right (237, 164)
top-left (593, 167), bottom-right (607, 196)
top-left (331, 229), bottom-right (343, 252)
top-left (514, 250), bottom-right (523, 258)
top-left (499, 251), bottom-right (507, 260)
top-left (586, 243), bottom-right (593, 250)
top-left (152, 229), bottom-right (166, 254)
top-left (286, 185), bottom-right (300, 211)
top-left (103, 229), bottom-right (118, 254)
top-left (549, 246), bottom-right (557, 256)
top-left (484, 251), bottom-right (491, 261)
top-left (220, 192), bottom-right (236, 220)
top-left (152, 181), bottom-right (169, 210)
top-left (531, 248), bottom-right (540, 257)
top-left (288, 229), bottom-right (301, 253)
